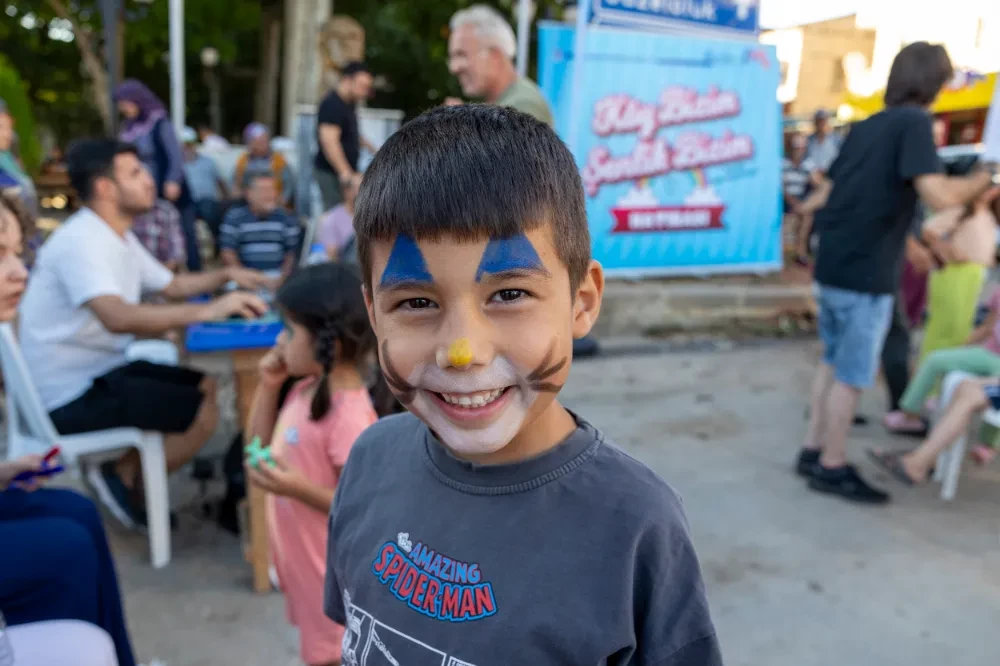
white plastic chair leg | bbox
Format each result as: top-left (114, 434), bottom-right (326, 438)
top-left (933, 451), bottom-right (947, 483)
top-left (941, 434), bottom-right (967, 501)
top-left (139, 438), bottom-right (171, 568)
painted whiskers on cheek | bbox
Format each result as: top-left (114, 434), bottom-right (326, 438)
top-left (527, 342), bottom-right (567, 393)
top-left (380, 340), bottom-right (416, 405)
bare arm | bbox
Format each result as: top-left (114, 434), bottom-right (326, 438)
top-left (290, 481), bottom-right (337, 515)
top-left (87, 291), bottom-right (267, 336)
top-left (246, 382), bottom-right (282, 447)
top-left (799, 178), bottom-right (833, 214)
top-left (280, 253), bottom-right (296, 284)
top-left (915, 171), bottom-right (992, 211)
top-left (160, 267), bottom-right (232, 300)
top-left (318, 124), bottom-right (354, 180)
top-left (361, 136), bottom-right (379, 154)
top-left (87, 295), bottom-right (213, 336)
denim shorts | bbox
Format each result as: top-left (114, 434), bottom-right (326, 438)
top-left (815, 284), bottom-right (894, 388)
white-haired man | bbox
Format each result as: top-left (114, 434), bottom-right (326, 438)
top-left (447, 4), bottom-right (554, 127)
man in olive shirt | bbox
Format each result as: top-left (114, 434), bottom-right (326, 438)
top-left (447, 4), bottom-right (554, 127)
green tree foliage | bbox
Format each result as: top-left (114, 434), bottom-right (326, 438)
top-left (0, 55), bottom-right (43, 173)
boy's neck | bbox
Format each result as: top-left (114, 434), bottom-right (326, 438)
top-left (444, 400), bottom-right (578, 466)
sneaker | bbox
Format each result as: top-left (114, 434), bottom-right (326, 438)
top-left (86, 462), bottom-right (139, 529)
top-left (795, 449), bottom-right (821, 477)
top-left (807, 464), bottom-right (890, 504)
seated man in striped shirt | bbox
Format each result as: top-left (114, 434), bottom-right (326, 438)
top-left (219, 172), bottom-right (301, 281)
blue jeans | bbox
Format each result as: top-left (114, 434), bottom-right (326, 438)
top-left (0, 488), bottom-right (136, 666)
top-left (815, 283), bottom-right (894, 388)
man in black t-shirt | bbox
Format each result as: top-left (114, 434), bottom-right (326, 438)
top-left (797, 42), bottom-right (998, 503)
top-left (314, 61), bottom-right (376, 211)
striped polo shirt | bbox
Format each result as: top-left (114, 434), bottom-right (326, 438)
top-left (219, 205), bottom-right (301, 272)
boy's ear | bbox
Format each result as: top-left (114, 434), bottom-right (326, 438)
top-left (362, 284), bottom-right (378, 333)
top-left (572, 260), bottom-right (604, 339)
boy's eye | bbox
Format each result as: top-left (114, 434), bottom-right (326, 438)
top-left (400, 297), bottom-right (437, 310)
top-left (491, 289), bottom-right (528, 303)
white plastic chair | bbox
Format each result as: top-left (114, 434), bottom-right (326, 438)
top-left (0, 324), bottom-right (171, 568)
top-left (933, 370), bottom-right (1000, 501)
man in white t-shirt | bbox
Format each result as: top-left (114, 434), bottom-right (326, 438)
top-left (18, 138), bottom-right (270, 528)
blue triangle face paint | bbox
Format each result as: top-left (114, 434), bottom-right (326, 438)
top-left (380, 234), bottom-right (433, 288)
top-left (475, 234), bottom-right (543, 281)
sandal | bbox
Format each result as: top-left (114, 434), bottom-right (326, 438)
top-left (866, 449), bottom-right (918, 486)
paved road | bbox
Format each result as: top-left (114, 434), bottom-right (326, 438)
top-left (104, 341), bottom-right (1000, 665)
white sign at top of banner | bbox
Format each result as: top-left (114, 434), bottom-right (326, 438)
top-left (593, 0), bottom-right (760, 38)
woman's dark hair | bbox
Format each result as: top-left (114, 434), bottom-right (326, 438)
top-left (884, 42), bottom-right (953, 108)
top-left (275, 262), bottom-right (396, 420)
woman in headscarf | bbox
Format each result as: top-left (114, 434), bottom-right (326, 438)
top-left (0, 99), bottom-right (39, 218)
top-left (114, 79), bottom-right (201, 270)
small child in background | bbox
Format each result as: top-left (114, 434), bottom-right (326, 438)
top-left (246, 262), bottom-right (379, 666)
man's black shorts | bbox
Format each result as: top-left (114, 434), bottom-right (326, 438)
top-left (49, 361), bottom-right (206, 435)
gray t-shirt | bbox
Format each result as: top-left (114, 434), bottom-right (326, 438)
top-left (324, 412), bottom-right (722, 666)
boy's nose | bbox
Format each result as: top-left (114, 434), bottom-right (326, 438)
top-left (435, 337), bottom-right (475, 369)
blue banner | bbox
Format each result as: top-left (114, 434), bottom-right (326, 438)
top-left (594, 0), bottom-right (760, 38)
top-left (538, 24), bottom-right (781, 276)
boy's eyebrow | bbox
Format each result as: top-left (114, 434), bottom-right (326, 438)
top-left (477, 267), bottom-right (552, 285)
top-left (475, 234), bottom-right (545, 282)
top-left (380, 234), bottom-right (434, 288)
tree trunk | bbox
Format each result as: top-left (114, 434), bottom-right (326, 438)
top-left (255, 8), bottom-right (282, 129)
top-left (44, 0), bottom-right (113, 133)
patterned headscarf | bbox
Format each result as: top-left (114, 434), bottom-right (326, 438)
top-left (114, 79), bottom-right (167, 143)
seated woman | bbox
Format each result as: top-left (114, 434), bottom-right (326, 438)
top-left (870, 377), bottom-right (1000, 484)
top-left (914, 185), bottom-right (1000, 364)
top-left (885, 189), bottom-right (1000, 435)
top-left (0, 191), bottom-right (136, 666)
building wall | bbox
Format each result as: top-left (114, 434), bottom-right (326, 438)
top-left (789, 15), bottom-right (875, 116)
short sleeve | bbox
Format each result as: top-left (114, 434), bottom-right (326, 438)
top-left (54, 240), bottom-right (125, 307)
top-left (898, 111), bottom-right (943, 182)
top-left (134, 237), bottom-right (175, 293)
top-left (325, 398), bottom-right (375, 468)
top-left (219, 208), bottom-right (242, 251)
top-left (632, 492), bottom-right (723, 666)
top-left (318, 96), bottom-right (346, 128)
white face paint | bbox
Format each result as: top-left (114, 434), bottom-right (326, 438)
top-left (405, 355), bottom-right (540, 457)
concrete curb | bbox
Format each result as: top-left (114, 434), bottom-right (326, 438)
top-left (595, 281), bottom-right (814, 337)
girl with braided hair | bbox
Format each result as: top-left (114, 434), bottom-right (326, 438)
top-left (245, 262), bottom-right (382, 666)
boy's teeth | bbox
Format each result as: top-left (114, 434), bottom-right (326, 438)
top-left (441, 389), bottom-right (504, 408)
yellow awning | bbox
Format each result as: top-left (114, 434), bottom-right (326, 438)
top-left (844, 72), bottom-right (996, 119)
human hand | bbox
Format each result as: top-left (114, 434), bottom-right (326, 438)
top-left (975, 185), bottom-right (1000, 210)
top-left (203, 291), bottom-right (268, 321)
top-left (226, 266), bottom-right (276, 291)
top-left (443, 97), bottom-right (463, 107)
top-left (246, 451), bottom-right (305, 499)
top-left (163, 181), bottom-right (181, 201)
top-left (258, 348), bottom-right (289, 388)
top-left (905, 237), bottom-right (936, 274)
top-left (0, 455), bottom-right (45, 491)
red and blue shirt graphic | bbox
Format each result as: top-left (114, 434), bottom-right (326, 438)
top-left (371, 532), bottom-right (498, 622)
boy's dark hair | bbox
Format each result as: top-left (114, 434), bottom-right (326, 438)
top-left (66, 138), bottom-right (139, 202)
top-left (884, 42), bottom-right (953, 108)
top-left (276, 262), bottom-right (392, 420)
top-left (342, 61), bottom-right (370, 78)
top-left (354, 105), bottom-right (590, 290)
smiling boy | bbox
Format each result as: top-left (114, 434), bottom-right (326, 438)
top-left (323, 106), bottom-right (722, 665)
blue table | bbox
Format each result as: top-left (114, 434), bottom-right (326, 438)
top-left (185, 313), bottom-right (282, 592)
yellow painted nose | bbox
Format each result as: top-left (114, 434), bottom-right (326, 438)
top-left (447, 338), bottom-right (473, 367)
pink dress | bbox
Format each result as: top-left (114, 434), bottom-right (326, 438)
top-left (266, 380), bottom-right (377, 665)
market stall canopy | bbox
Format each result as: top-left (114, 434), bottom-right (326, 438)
top-left (844, 71), bottom-right (996, 120)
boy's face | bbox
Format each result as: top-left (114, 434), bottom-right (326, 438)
top-left (365, 225), bottom-right (602, 459)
